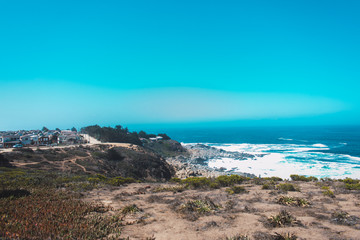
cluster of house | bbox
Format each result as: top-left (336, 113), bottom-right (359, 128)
top-left (0, 129), bottom-right (85, 148)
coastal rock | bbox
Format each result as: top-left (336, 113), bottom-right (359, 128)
top-left (166, 144), bottom-right (256, 179)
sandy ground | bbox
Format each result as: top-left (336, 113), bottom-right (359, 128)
top-left (83, 182), bottom-right (360, 240)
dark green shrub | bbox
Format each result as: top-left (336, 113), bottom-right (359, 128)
top-left (268, 210), bottom-right (296, 227)
top-left (276, 183), bottom-right (299, 192)
top-left (276, 195), bottom-right (310, 207)
top-left (262, 183), bottom-right (275, 190)
top-left (182, 177), bottom-right (212, 188)
top-left (121, 204), bottom-right (141, 215)
top-left (215, 175), bottom-right (250, 187)
top-left (290, 174), bottom-right (318, 182)
top-left (226, 186), bottom-right (246, 195)
top-left (341, 178), bottom-right (360, 184)
top-left (345, 183), bottom-right (360, 190)
top-left (169, 177), bottom-right (181, 183)
top-left (107, 177), bottom-right (138, 186)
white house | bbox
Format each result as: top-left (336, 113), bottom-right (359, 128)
top-left (20, 134), bottom-right (32, 146)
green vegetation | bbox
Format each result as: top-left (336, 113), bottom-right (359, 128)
top-left (224, 235), bottom-right (250, 240)
top-left (330, 210), bottom-right (360, 226)
top-left (169, 177), bottom-right (182, 183)
top-left (121, 204), bottom-right (141, 215)
top-left (0, 190), bottom-right (123, 239)
top-left (276, 196), bottom-right (310, 207)
top-left (268, 210), bottom-right (297, 227)
top-left (179, 199), bottom-right (220, 214)
top-left (82, 125), bottom-right (173, 146)
top-left (321, 186), bottom-right (335, 198)
top-left (153, 185), bottom-right (186, 193)
top-left (273, 232), bottom-right (298, 240)
top-left (262, 182), bottom-right (276, 190)
top-left (339, 178), bottom-right (360, 190)
top-left (226, 185), bottom-right (246, 195)
top-left (344, 183), bottom-right (360, 190)
top-left (0, 167), bottom-right (138, 193)
top-left (340, 178), bottom-right (360, 184)
top-left (290, 174), bottom-right (318, 182)
top-left (181, 175), bottom-right (250, 189)
top-left (276, 183), bottom-right (300, 192)
top-left (81, 125), bottom-right (143, 145)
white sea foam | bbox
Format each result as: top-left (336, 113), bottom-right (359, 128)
top-left (312, 143), bottom-right (328, 148)
top-left (205, 143), bottom-right (360, 179)
top-left (278, 138), bottom-right (293, 141)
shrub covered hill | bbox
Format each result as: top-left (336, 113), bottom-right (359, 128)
top-left (0, 125), bottom-right (187, 181)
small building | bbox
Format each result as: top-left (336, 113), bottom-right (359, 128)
top-left (149, 136), bottom-right (163, 141)
top-left (29, 135), bottom-right (39, 145)
top-left (0, 135), bottom-right (21, 148)
top-left (20, 134), bottom-right (32, 146)
top-left (39, 136), bottom-right (50, 146)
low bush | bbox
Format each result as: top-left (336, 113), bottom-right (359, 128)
top-left (0, 189), bottom-right (123, 239)
top-left (182, 177), bottom-right (212, 189)
top-left (268, 210), bottom-right (297, 228)
top-left (226, 186), bottom-right (246, 195)
top-left (290, 174), bottom-right (318, 182)
top-left (331, 211), bottom-right (360, 226)
top-left (153, 185), bottom-right (186, 193)
top-left (181, 175), bottom-right (250, 189)
top-left (121, 204), bottom-right (141, 215)
top-left (224, 235), bottom-right (250, 240)
top-left (169, 177), bottom-right (181, 183)
top-left (273, 232), bottom-right (298, 240)
top-left (179, 199), bottom-right (220, 214)
top-left (262, 183), bottom-right (276, 190)
top-left (216, 175), bottom-right (250, 187)
top-left (344, 183), bottom-right (360, 190)
top-left (340, 178), bottom-right (360, 184)
top-left (276, 183), bottom-right (300, 192)
top-left (276, 196), bottom-right (310, 207)
top-left (321, 186), bottom-right (335, 198)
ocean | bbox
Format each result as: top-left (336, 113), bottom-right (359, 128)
top-left (151, 125), bottom-right (360, 179)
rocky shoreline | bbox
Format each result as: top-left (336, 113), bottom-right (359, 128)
top-left (167, 143), bottom-right (256, 178)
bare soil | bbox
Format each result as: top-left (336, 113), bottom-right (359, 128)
top-left (83, 182), bottom-right (360, 240)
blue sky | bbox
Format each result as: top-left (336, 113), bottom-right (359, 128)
top-left (1, 0), bottom-right (359, 130)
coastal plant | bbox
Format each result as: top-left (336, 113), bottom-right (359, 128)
top-left (226, 185), bottom-right (246, 195)
top-left (169, 177), bottom-right (182, 183)
top-left (290, 174), bottom-right (318, 182)
top-left (276, 183), bottom-right (300, 192)
top-left (177, 198), bottom-right (220, 220)
top-left (121, 204), bottom-right (141, 215)
top-left (340, 178), bottom-right (360, 184)
top-left (273, 232), bottom-right (298, 240)
top-left (180, 175), bottom-right (250, 189)
top-left (276, 196), bottom-right (310, 207)
top-left (262, 183), bottom-right (276, 190)
top-left (216, 175), bottom-right (250, 187)
top-left (224, 235), bottom-right (250, 240)
top-left (107, 176), bottom-right (138, 186)
top-left (181, 177), bottom-right (212, 189)
top-left (321, 186), bottom-right (335, 198)
top-left (153, 185), bottom-right (186, 193)
top-left (180, 199), bottom-right (220, 214)
top-left (0, 189), bottom-right (123, 239)
top-left (331, 211), bottom-right (360, 226)
top-left (344, 183), bottom-right (360, 190)
top-left (268, 210), bottom-right (297, 228)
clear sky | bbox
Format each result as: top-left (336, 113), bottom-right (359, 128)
top-left (1, 0), bottom-right (359, 130)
